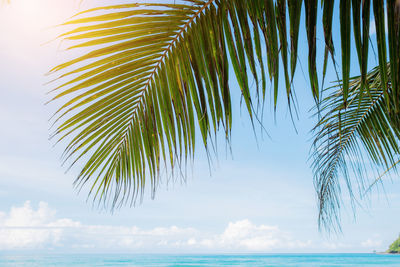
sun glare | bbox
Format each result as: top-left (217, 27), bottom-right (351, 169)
top-left (0, 0), bottom-right (82, 67)
top-left (1, 0), bottom-right (78, 33)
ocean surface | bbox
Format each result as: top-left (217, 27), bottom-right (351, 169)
top-left (1, 253), bottom-right (400, 267)
top-left (0, 254), bottom-right (400, 266)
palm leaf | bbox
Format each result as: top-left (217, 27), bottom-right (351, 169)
top-left (288, 0), bottom-right (302, 82)
top-left (49, 0), bottom-right (275, 207)
top-left (305, 0), bottom-right (319, 101)
top-left (49, 0), bottom-right (400, 222)
top-left (312, 64), bottom-right (400, 230)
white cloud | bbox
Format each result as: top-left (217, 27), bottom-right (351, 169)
top-left (196, 219), bottom-right (311, 251)
top-left (0, 202), bottom-right (311, 252)
top-left (0, 201), bottom-right (67, 249)
top-left (361, 238), bottom-right (382, 248)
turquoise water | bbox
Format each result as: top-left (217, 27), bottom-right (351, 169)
top-left (0, 254), bottom-right (400, 266)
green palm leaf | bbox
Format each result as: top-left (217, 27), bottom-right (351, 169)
top-left (49, 0), bottom-right (400, 224)
top-left (312, 64), bottom-right (400, 230)
top-left (50, 0), bottom-right (274, 207)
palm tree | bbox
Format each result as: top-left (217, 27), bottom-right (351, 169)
top-left (48, 0), bottom-right (400, 229)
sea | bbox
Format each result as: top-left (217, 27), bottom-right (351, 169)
top-left (0, 254), bottom-right (400, 266)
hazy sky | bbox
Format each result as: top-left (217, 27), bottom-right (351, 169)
top-left (0, 0), bottom-right (399, 253)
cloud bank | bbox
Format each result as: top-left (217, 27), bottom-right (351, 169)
top-left (0, 201), bottom-right (311, 252)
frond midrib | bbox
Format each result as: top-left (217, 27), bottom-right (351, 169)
top-left (83, 0), bottom-right (217, 183)
top-left (138, 0), bottom-right (215, 107)
top-left (318, 90), bottom-right (385, 203)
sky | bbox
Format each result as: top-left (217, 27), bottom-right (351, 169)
top-left (0, 0), bottom-right (400, 254)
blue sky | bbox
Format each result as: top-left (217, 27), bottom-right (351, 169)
top-left (0, 0), bottom-right (399, 253)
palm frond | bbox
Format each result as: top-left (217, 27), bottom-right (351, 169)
top-left (312, 64), bottom-right (400, 230)
top-left (49, 0), bottom-right (275, 207)
top-left (49, 0), bottom-right (400, 216)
